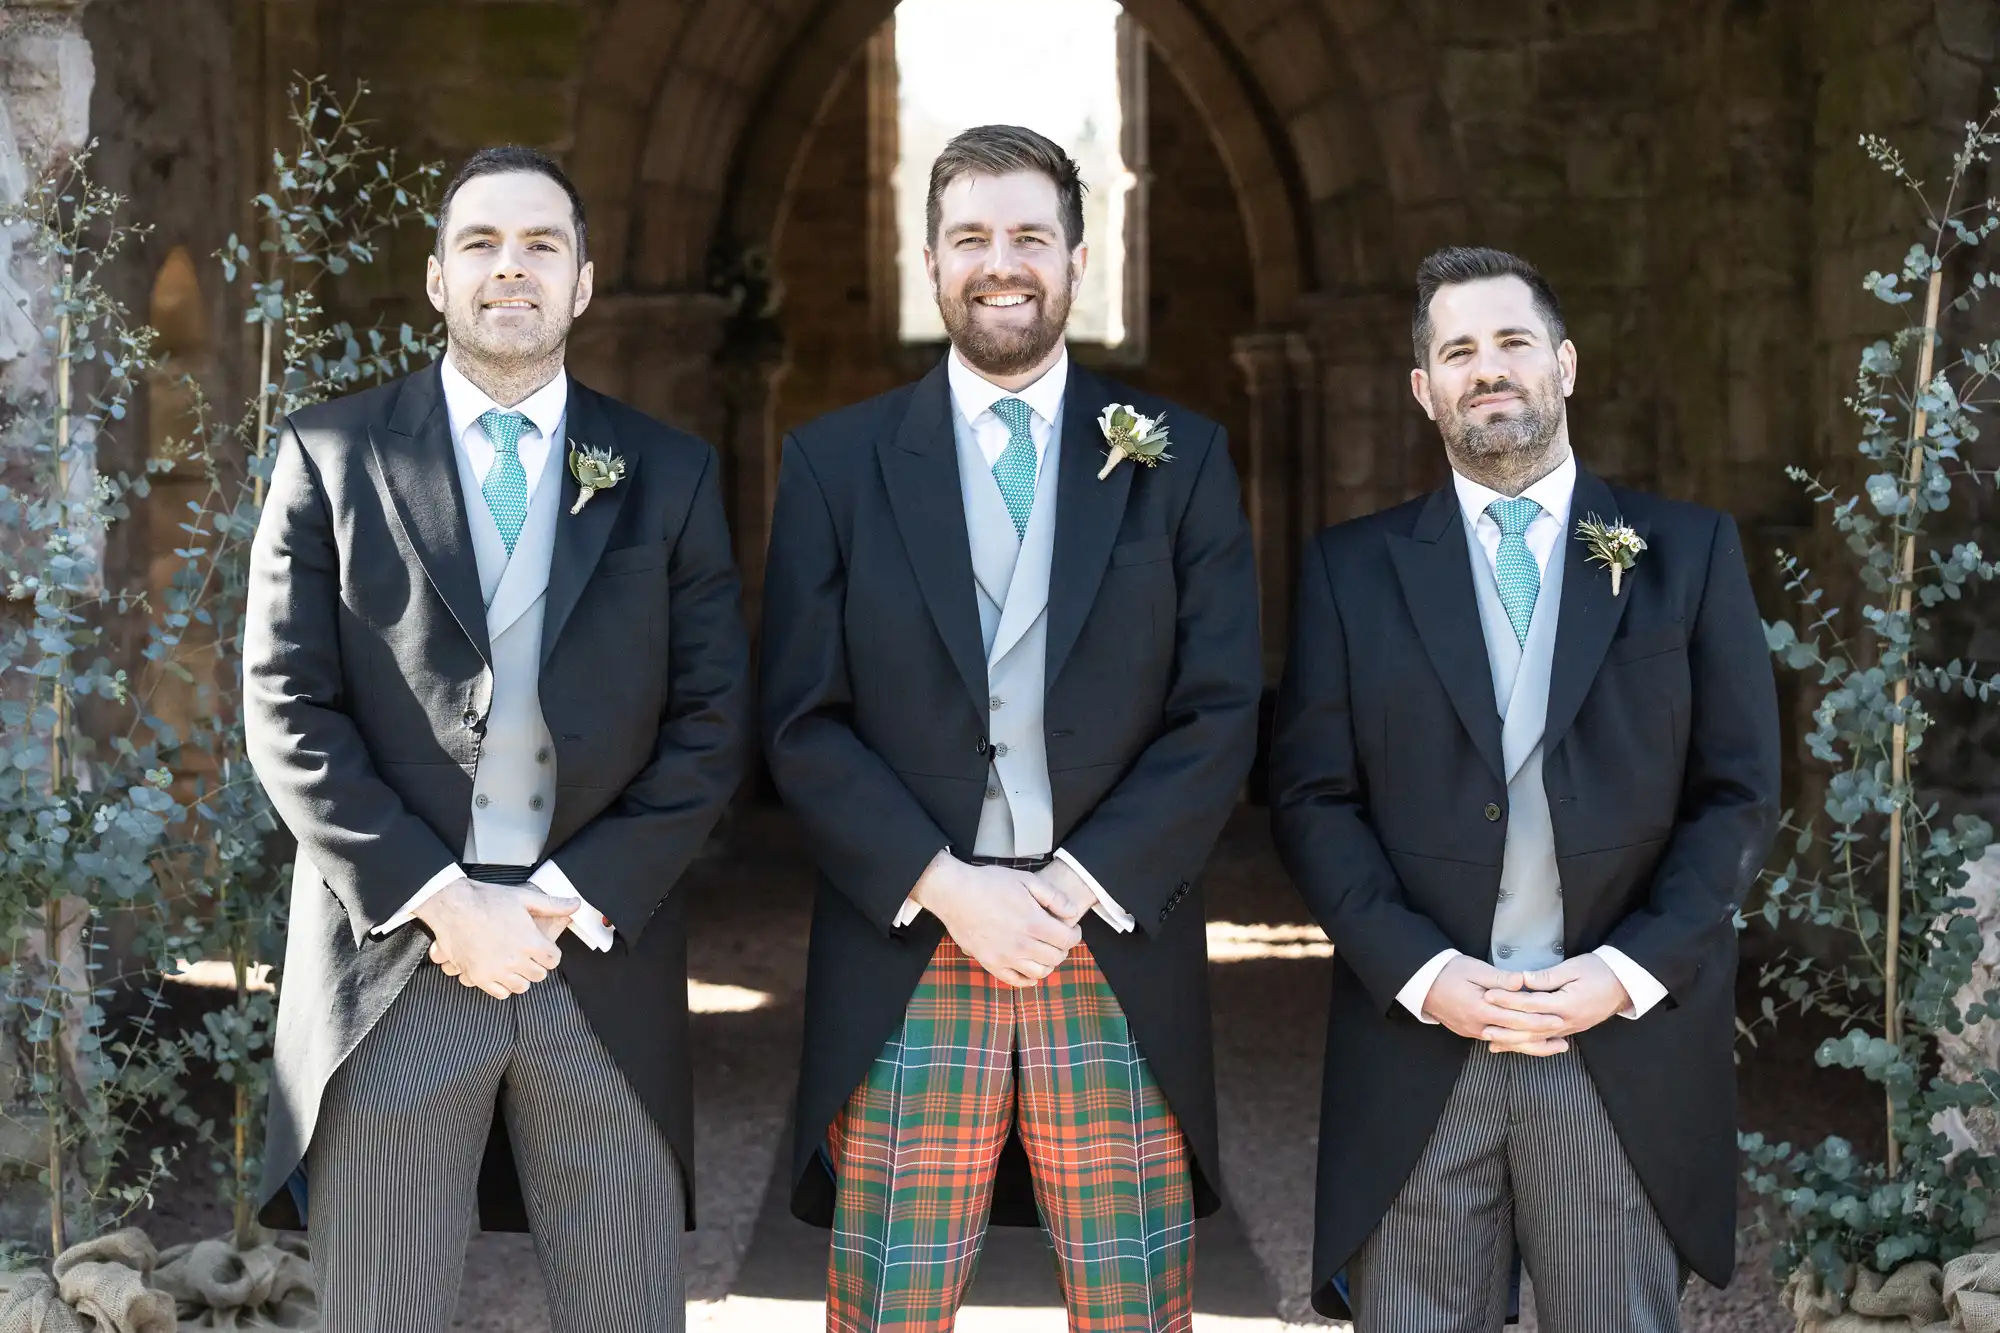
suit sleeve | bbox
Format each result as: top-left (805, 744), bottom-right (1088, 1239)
top-left (1604, 513), bottom-right (1780, 996)
top-left (244, 422), bottom-right (460, 942)
top-left (1269, 534), bottom-right (1459, 1012)
top-left (759, 436), bottom-right (955, 934)
top-left (1053, 427), bottom-right (1264, 934)
top-left (541, 446), bottom-right (751, 941)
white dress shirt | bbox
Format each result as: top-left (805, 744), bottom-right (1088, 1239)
top-left (370, 357), bottom-right (615, 952)
top-left (1395, 451), bottom-right (1667, 1023)
top-left (891, 349), bottom-right (1135, 933)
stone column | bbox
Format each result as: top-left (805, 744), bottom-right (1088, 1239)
top-left (1231, 330), bottom-right (1297, 683)
top-left (0, 0), bottom-right (92, 1235)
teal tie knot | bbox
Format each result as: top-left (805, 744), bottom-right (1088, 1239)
top-left (989, 397), bottom-right (1039, 540)
top-left (478, 409), bottom-right (531, 555)
top-left (1484, 496), bottom-right (1544, 646)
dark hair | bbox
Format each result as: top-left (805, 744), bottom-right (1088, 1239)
top-left (1411, 246), bottom-right (1565, 366)
top-left (926, 124), bottom-right (1087, 251)
top-left (436, 145), bottom-right (588, 264)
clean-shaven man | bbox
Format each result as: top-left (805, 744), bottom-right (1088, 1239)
top-left (1270, 246), bottom-right (1780, 1332)
top-left (246, 146), bottom-right (748, 1333)
top-left (761, 125), bottom-right (1262, 1331)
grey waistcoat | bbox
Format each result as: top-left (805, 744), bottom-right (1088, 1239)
top-left (954, 409), bottom-right (1062, 857)
top-left (451, 428), bottom-right (565, 866)
top-left (1465, 510), bottom-right (1569, 972)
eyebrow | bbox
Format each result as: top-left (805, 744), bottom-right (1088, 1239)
top-left (450, 222), bottom-right (573, 246)
top-left (1438, 326), bottom-right (1542, 350)
top-left (941, 220), bottom-right (1060, 239)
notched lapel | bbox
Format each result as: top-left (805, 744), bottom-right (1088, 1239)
top-left (1387, 488), bottom-right (1505, 783)
top-left (370, 367), bottom-right (490, 663)
top-left (879, 363), bottom-right (989, 709)
top-left (1545, 470), bottom-right (1647, 753)
top-left (1046, 366), bottom-right (1134, 687)
top-left (541, 384), bottom-right (632, 665)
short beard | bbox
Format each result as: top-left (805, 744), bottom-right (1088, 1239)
top-left (442, 288), bottom-right (573, 404)
top-left (1434, 373), bottom-right (1566, 493)
top-left (938, 272), bottom-right (1071, 378)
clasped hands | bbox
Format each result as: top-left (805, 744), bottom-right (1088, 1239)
top-left (1421, 953), bottom-right (1633, 1055)
top-left (910, 853), bottom-right (1096, 988)
top-left (416, 877), bottom-right (579, 1000)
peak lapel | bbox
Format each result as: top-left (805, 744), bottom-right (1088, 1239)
top-left (540, 382), bottom-right (631, 666)
top-left (1544, 470), bottom-right (1645, 754)
top-left (370, 365), bottom-right (490, 663)
top-left (878, 361), bottom-right (989, 709)
top-left (1046, 365), bottom-right (1134, 687)
top-left (1386, 487), bottom-right (1505, 783)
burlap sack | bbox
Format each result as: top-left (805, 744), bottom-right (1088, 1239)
top-left (0, 1230), bottom-right (176, 1333)
top-left (1785, 1260), bottom-right (1954, 1333)
top-left (1942, 1248), bottom-right (2000, 1333)
top-left (154, 1232), bottom-right (315, 1332)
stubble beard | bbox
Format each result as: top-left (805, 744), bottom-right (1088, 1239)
top-left (938, 272), bottom-right (1072, 378)
top-left (443, 283), bottom-right (573, 406)
top-left (1435, 372), bottom-right (1568, 495)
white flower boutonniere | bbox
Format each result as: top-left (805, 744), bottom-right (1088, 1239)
top-left (567, 439), bottom-right (626, 515)
top-left (1096, 403), bottom-right (1173, 481)
top-left (1575, 513), bottom-right (1647, 596)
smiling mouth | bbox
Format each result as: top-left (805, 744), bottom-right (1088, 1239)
top-left (973, 294), bottom-right (1033, 309)
top-left (482, 298), bottom-right (537, 311)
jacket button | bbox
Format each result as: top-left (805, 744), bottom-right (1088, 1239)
top-left (474, 794), bottom-right (490, 808)
top-left (975, 738), bottom-right (989, 754)
top-left (1483, 802), bottom-right (1502, 822)
top-left (463, 708), bottom-right (480, 726)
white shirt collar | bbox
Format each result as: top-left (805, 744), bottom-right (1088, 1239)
top-left (440, 354), bottom-right (570, 448)
top-left (946, 345), bottom-right (1069, 432)
top-left (1451, 449), bottom-right (1577, 532)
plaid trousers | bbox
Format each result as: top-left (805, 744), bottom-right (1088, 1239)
top-left (825, 938), bottom-right (1194, 1333)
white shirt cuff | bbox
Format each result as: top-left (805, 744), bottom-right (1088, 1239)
top-left (530, 860), bottom-right (616, 952)
top-left (1595, 945), bottom-right (1667, 1019)
top-left (893, 893), bottom-right (923, 928)
top-left (1051, 848), bottom-right (1135, 932)
top-left (371, 862), bottom-right (466, 937)
top-left (1397, 949), bottom-right (1462, 1024)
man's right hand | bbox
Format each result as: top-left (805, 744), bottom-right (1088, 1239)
top-left (416, 878), bottom-right (573, 1000)
top-left (1421, 955), bottom-right (1568, 1053)
top-left (911, 855), bottom-right (1081, 988)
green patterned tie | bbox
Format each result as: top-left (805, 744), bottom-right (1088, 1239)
top-left (989, 397), bottom-right (1039, 540)
top-left (478, 409), bottom-right (530, 554)
top-left (1486, 496), bottom-right (1544, 646)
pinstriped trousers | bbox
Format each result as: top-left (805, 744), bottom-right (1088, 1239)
top-left (308, 960), bottom-right (686, 1333)
top-left (1347, 1046), bottom-right (1682, 1333)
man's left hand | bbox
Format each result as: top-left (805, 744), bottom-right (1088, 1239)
top-left (1479, 954), bottom-right (1632, 1055)
top-left (1027, 859), bottom-right (1095, 928)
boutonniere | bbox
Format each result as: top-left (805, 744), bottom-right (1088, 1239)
top-left (1575, 513), bottom-right (1647, 596)
top-left (567, 440), bottom-right (626, 515)
top-left (1095, 403), bottom-right (1173, 480)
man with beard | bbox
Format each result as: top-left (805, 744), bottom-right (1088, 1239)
top-left (1268, 245), bottom-right (1780, 1332)
top-left (761, 124), bottom-right (1261, 1331)
top-left (245, 146), bottom-right (748, 1332)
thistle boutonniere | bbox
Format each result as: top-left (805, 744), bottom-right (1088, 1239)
top-left (1096, 403), bottom-right (1173, 480)
top-left (1575, 513), bottom-right (1647, 596)
top-left (567, 439), bottom-right (626, 515)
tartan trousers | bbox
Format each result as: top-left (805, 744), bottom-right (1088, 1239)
top-left (825, 938), bottom-right (1195, 1333)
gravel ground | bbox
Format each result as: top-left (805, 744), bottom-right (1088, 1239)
top-left (116, 805), bottom-right (1858, 1331)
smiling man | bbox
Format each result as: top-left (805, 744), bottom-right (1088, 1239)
top-left (1269, 246), bottom-right (1780, 1332)
top-left (245, 146), bottom-right (748, 1333)
top-left (760, 124), bottom-right (1261, 1331)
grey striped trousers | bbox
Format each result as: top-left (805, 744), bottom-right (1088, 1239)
top-left (308, 960), bottom-right (685, 1333)
top-left (1348, 1045), bottom-right (1682, 1333)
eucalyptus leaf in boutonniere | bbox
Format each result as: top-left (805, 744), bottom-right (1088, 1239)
top-left (1096, 403), bottom-right (1173, 480)
top-left (567, 439), bottom-right (626, 515)
top-left (1575, 513), bottom-right (1647, 596)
